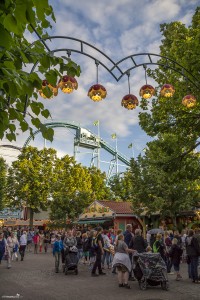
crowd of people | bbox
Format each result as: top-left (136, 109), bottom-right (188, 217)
top-left (0, 225), bottom-right (200, 288)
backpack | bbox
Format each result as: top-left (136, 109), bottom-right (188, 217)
top-left (153, 241), bottom-right (160, 253)
top-left (91, 236), bottom-right (99, 250)
top-left (83, 238), bottom-right (91, 252)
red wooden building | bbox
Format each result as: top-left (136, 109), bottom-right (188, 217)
top-left (77, 200), bottom-right (143, 233)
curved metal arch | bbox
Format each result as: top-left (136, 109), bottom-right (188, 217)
top-left (0, 144), bottom-right (22, 151)
top-left (23, 122), bottom-right (80, 147)
top-left (28, 35), bottom-right (200, 89)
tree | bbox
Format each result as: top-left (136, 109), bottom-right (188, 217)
top-left (0, 157), bottom-right (7, 210)
top-left (6, 146), bottom-right (57, 226)
top-left (139, 7), bottom-right (200, 156)
top-left (108, 173), bottom-right (132, 201)
top-left (88, 166), bottom-right (112, 200)
top-left (50, 155), bottom-right (93, 227)
top-left (129, 8), bottom-right (200, 220)
top-left (128, 134), bottom-right (200, 219)
top-left (0, 0), bottom-right (81, 142)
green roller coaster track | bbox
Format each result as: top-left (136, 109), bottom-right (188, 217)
top-left (23, 121), bottom-right (130, 174)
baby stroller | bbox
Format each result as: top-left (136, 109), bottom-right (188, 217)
top-left (64, 246), bottom-right (79, 275)
top-left (133, 253), bottom-right (169, 291)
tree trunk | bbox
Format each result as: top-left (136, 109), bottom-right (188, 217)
top-left (29, 207), bottom-right (34, 229)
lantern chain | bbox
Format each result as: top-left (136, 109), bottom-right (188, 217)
top-left (95, 60), bottom-right (99, 84)
top-left (126, 71), bottom-right (131, 94)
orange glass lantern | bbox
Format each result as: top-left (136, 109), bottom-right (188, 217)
top-left (160, 84), bottom-right (175, 97)
top-left (58, 75), bottom-right (78, 94)
top-left (121, 94), bottom-right (139, 110)
top-left (39, 80), bottom-right (58, 99)
top-left (88, 84), bottom-right (107, 102)
top-left (182, 94), bottom-right (196, 108)
top-left (139, 84), bottom-right (155, 99)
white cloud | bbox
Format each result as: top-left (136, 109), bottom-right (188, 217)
top-left (1, 0), bottom-right (198, 170)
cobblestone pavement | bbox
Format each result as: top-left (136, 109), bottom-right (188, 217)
top-left (0, 251), bottom-right (199, 300)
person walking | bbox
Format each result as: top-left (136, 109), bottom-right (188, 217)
top-left (153, 233), bottom-right (166, 260)
top-left (164, 231), bottom-right (173, 274)
top-left (129, 229), bottom-right (147, 253)
top-left (169, 238), bottom-right (183, 281)
top-left (19, 231), bottom-right (27, 261)
top-left (0, 232), bottom-right (6, 265)
top-left (76, 231), bottom-right (83, 262)
top-left (91, 227), bottom-right (106, 277)
top-left (185, 229), bottom-right (200, 284)
top-left (27, 229), bottom-right (34, 252)
top-left (44, 232), bottom-right (50, 253)
top-left (53, 234), bottom-right (63, 273)
top-left (124, 224), bottom-right (134, 280)
top-left (102, 230), bottom-right (112, 269)
top-left (112, 233), bottom-right (135, 289)
top-left (33, 232), bottom-right (39, 254)
top-left (39, 230), bottom-right (45, 253)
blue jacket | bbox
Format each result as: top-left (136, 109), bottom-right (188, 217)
top-left (53, 240), bottom-right (63, 255)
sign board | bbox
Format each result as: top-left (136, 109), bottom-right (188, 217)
top-left (79, 201), bottom-right (114, 219)
top-left (0, 208), bottom-right (21, 219)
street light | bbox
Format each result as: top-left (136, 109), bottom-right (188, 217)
top-left (88, 60), bottom-right (107, 102)
top-left (24, 31), bottom-right (200, 116)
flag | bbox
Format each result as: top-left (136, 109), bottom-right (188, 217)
top-left (111, 133), bottom-right (117, 139)
top-left (128, 143), bottom-right (133, 149)
top-left (93, 120), bottom-right (99, 126)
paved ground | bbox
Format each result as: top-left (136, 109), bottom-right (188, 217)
top-left (0, 251), bottom-right (199, 300)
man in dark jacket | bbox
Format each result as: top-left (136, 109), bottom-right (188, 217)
top-left (129, 229), bottom-right (147, 253)
top-left (124, 224), bottom-right (133, 247)
top-left (185, 229), bottom-right (200, 283)
top-left (91, 227), bottom-right (106, 277)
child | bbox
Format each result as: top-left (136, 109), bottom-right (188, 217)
top-left (53, 234), bottom-right (63, 273)
top-left (169, 238), bottom-right (183, 281)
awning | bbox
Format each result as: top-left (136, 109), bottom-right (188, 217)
top-left (76, 219), bottom-right (113, 224)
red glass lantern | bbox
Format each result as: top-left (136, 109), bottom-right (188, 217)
top-left (88, 84), bottom-right (107, 102)
top-left (39, 80), bottom-right (58, 99)
top-left (160, 84), bottom-right (175, 97)
top-left (139, 84), bottom-right (155, 99)
top-left (182, 94), bottom-right (196, 108)
top-left (58, 75), bottom-right (78, 94)
top-left (121, 94), bottom-right (139, 110)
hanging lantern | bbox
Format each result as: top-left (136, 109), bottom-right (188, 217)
top-left (182, 94), bottom-right (196, 108)
top-left (160, 84), bottom-right (175, 97)
top-left (39, 80), bottom-right (58, 99)
top-left (139, 84), bottom-right (155, 99)
top-left (121, 94), bottom-right (139, 110)
top-left (58, 75), bottom-right (78, 94)
top-left (88, 84), bottom-right (107, 102)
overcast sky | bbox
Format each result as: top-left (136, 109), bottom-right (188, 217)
top-left (0, 0), bottom-right (199, 175)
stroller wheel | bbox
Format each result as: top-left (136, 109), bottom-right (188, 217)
top-left (139, 280), bottom-right (147, 290)
top-left (161, 281), bottom-right (169, 291)
top-left (75, 268), bottom-right (78, 275)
